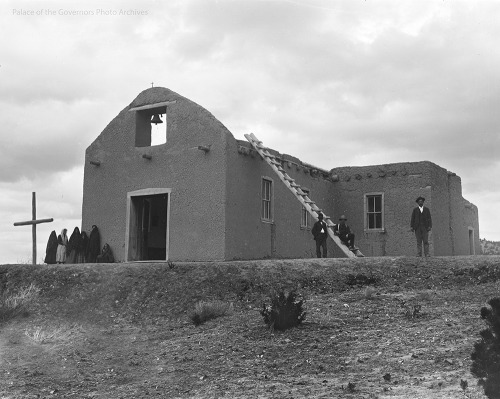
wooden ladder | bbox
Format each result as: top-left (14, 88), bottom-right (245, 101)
top-left (244, 133), bottom-right (363, 258)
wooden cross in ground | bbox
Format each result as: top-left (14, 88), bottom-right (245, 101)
top-left (13, 192), bottom-right (54, 265)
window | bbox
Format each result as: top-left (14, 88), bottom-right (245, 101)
top-left (365, 193), bottom-right (384, 230)
top-left (301, 189), bottom-right (310, 228)
top-left (261, 178), bottom-right (273, 221)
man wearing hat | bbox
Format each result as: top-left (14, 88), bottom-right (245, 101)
top-left (312, 213), bottom-right (328, 258)
top-left (334, 215), bottom-right (356, 250)
top-left (410, 196), bottom-right (432, 257)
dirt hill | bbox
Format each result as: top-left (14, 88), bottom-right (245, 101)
top-left (1, 256), bottom-right (500, 398)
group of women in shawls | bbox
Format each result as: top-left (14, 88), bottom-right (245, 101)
top-left (44, 225), bottom-right (101, 264)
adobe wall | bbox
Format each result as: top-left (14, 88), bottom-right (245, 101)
top-left (428, 166), bottom-right (453, 255)
top-left (330, 161), bottom-right (480, 257)
top-left (225, 140), bottom-right (334, 260)
top-left (83, 88), bottom-right (480, 261)
top-left (464, 200), bottom-right (481, 255)
top-left (330, 162), bottom-right (436, 256)
top-left (82, 88), bottom-right (231, 261)
top-left (464, 199), bottom-right (482, 255)
top-left (445, 173), bottom-right (481, 255)
top-left (429, 167), bottom-right (479, 255)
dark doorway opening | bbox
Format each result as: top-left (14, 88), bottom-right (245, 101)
top-left (129, 193), bottom-right (168, 261)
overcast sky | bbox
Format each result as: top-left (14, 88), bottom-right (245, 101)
top-left (1, 0), bottom-right (499, 264)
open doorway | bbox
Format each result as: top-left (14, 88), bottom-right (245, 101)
top-left (126, 188), bottom-right (171, 261)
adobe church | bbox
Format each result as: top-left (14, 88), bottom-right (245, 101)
top-left (82, 87), bottom-right (480, 261)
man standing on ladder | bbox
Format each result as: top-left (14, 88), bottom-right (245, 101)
top-left (312, 213), bottom-right (329, 258)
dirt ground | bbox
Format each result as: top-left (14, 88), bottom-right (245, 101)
top-left (1, 255), bottom-right (499, 398)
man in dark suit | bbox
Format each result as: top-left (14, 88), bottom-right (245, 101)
top-left (334, 215), bottom-right (356, 250)
top-left (410, 196), bottom-right (432, 257)
top-left (312, 213), bottom-right (328, 258)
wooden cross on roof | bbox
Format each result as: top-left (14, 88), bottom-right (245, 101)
top-left (13, 192), bottom-right (53, 265)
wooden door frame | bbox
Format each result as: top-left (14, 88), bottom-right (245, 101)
top-left (125, 188), bottom-right (171, 262)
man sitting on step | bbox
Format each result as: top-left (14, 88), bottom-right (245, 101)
top-left (334, 215), bottom-right (356, 250)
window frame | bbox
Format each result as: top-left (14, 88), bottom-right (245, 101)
top-left (364, 192), bottom-right (385, 231)
top-left (300, 188), bottom-right (310, 229)
top-left (261, 177), bottom-right (274, 223)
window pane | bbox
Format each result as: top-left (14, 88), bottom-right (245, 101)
top-left (262, 181), bottom-right (267, 200)
top-left (262, 179), bottom-right (272, 220)
top-left (368, 197), bottom-right (374, 212)
top-left (375, 213), bottom-right (382, 228)
top-left (375, 196), bottom-right (382, 212)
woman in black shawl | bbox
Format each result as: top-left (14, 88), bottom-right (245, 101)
top-left (44, 230), bottom-right (58, 264)
top-left (66, 227), bottom-right (81, 264)
top-left (87, 225), bottom-right (101, 263)
top-left (77, 231), bottom-right (89, 263)
top-left (96, 243), bottom-right (114, 263)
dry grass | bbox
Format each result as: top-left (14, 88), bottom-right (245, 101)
top-left (0, 283), bottom-right (40, 322)
top-left (24, 325), bottom-right (79, 345)
top-left (189, 300), bottom-right (233, 326)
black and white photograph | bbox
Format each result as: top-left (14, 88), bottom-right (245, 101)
top-left (1, 0), bottom-right (499, 397)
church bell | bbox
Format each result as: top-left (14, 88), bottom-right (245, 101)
top-left (151, 114), bottom-right (163, 124)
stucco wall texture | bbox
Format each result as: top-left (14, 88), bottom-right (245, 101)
top-left (83, 87), bottom-right (232, 262)
top-left (82, 87), bottom-right (480, 261)
top-left (330, 162), bottom-right (480, 257)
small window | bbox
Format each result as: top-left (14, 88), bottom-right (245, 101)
top-left (365, 193), bottom-right (384, 230)
top-left (261, 178), bottom-right (273, 222)
top-left (301, 189), bottom-right (310, 228)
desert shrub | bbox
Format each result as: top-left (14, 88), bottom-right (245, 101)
top-left (260, 290), bottom-right (306, 331)
top-left (189, 300), bottom-right (232, 326)
top-left (471, 297), bottom-right (500, 399)
top-left (0, 283), bottom-right (40, 322)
